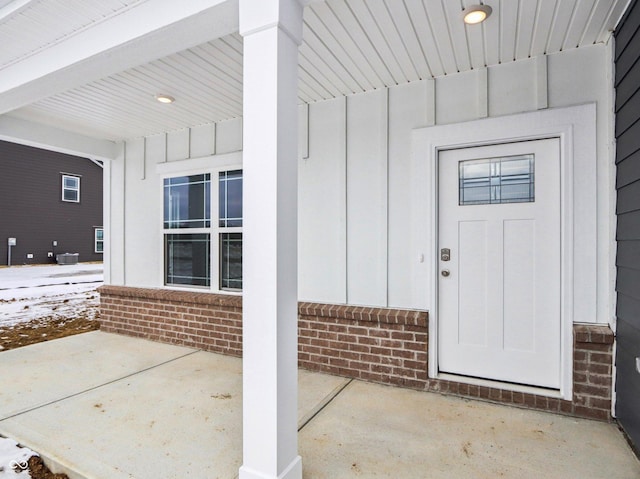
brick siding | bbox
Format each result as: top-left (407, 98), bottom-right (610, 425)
top-left (99, 286), bottom-right (242, 357)
top-left (98, 286), bottom-right (614, 421)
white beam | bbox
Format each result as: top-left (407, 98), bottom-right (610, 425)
top-left (0, 115), bottom-right (117, 160)
top-left (239, 1), bottom-right (307, 478)
top-left (0, 0), bottom-right (238, 115)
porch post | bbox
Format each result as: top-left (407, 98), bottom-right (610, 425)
top-left (239, 1), bottom-right (305, 479)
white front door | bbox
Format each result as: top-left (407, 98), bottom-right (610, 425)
top-left (438, 139), bottom-right (561, 389)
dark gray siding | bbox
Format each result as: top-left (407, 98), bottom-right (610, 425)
top-left (615, 0), bottom-right (640, 453)
top-left (0, 140), bottom-right (103, 265)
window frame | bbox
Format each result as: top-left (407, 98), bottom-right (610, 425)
top-left (94, 228), bottom-right (104, 254)
top-left (161, 166), bottom-right (242, 294)
top-left (62, 174), bottom-right (80, 203)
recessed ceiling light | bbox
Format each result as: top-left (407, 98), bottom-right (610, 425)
top-left (155, 94), bottom-right (175, 104)
top-left (462, 4), bottom-right (492, 25)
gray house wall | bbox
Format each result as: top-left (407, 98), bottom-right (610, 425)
top-left (615, 0), bottom-right (640, 453)
top-left (0, 140), bottom-right (103, 266)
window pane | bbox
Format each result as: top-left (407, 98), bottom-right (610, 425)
top-left (96, 229), bottom-right (104, 240)
top-left (220, 233), bottom-right (242, 290)
top-left (165, 234), bottom-right (210, 286)
top-left (163, 174), bottom-right (211, 228)
top-left (63, 189), bottom-right (78, 202)
top-left (219, 170), bottom-right (243, 227)
top-left (64, 177), bottom-right (78, 189)
top-left (459, 154), bottom-right (534, 205)
top-left (96, 241), bottom-right (104, 253)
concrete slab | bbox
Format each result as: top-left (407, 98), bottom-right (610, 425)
top-left (0, 333), bottom-right (352, 479)
top-left (299, 380), bottom-right (640, 479)
top-left (0, 331), bottom-right (195, 419)
top-left (1, 350), bottom-right (243, 479)
top-left (1, 332), bottom-right (638, 479)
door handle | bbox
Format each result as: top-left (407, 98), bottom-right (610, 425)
top-left (441, 269), bottom-right (450, 277)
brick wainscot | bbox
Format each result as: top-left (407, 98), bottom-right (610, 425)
top-left (98, 285), bottom-right (614, 421)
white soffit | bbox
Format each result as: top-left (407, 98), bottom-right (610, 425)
top-left (0, 0), bottom-right (146, 69)
top-left (3, 0), bottom-right (631, 141)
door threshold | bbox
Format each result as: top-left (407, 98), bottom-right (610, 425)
top-left (436, 372), bottom-right (564, 399)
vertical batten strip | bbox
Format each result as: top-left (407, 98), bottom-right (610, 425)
top-left (426, 77), bottom-right (436, 126)
top-left (300, 103), bottom-right (310, 159)
top-left (212, 122), bottom-right (217, 156)
top-left (536, 54), bottom-right (549, 110)
top-left (477, 67), bottom-right (488, 118)
top-left (142, 137), bottom-right (147, 180)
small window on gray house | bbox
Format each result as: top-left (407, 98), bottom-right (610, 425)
top-left (95, 228), bottom-right (104, 253)
top-left (459, 155), bottom-right (534, 205)
top-left (62, 175), bottom-right (80, 202)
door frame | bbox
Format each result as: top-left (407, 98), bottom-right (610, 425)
top-left (410, 103), bottom-right (598, 400)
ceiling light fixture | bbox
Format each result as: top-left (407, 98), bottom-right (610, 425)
top-left (155, 94), bottom-right (175, 104)
top-left (462, 4), bottom-right (492, 25)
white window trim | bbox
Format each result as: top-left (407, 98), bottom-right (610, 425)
top-left (159, 156), bottom-right (243, 294)
top-left (411, 103), bottom-right (597, 401)
top-left (62, 174), bottom-right (80, 203)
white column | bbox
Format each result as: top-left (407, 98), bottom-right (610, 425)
top-left (239, 1), bottom-right (305, 479)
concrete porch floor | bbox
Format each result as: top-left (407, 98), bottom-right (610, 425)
top-left (0, 332), bottom-right (638, 479)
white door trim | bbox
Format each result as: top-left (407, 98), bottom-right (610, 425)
top-left (411, 103), bottom-right (598, 400)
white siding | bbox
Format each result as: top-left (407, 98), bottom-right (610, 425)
top-left (346, 89), bottom-right (388, 307)
top-left (298, 97), bottom-right (347, 303)
top-left (387, 81), bottom-right (430, 308)
top-left (110, 44), bottom-right (614, 323)
top-left (124, 137), bottom-right (161, 288)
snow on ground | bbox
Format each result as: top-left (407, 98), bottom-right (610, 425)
top-left (0, 436), bottom-right (35, 478)
top-left (0, 263), bottom-right (103, 328)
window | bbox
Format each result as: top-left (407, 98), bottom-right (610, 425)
top-left (95, 228), bottom-right (104, 253)
top-left (459, 154), bottom-right (535, 205)
top-left (62, 175), bottom-right (80, 202)
top-left (163, 170), bottom-right (242, 290)
top-left (218, 170), bottom-right (243, 290)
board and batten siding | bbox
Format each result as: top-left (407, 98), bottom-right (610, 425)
top-left (107, 43), bottom-right (615, 322)
top-left (614, 0), bottom-right (640, 453)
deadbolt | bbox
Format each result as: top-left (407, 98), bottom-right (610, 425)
top-left (440, 248), bottom-right (450, 262)
top-left (441, 269), bottom-right (450, 277)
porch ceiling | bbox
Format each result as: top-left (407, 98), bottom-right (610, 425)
top-left (0, 0), bottom-right (631, 142)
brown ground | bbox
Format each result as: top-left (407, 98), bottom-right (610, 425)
top-left (0, 316), bottom-right (99, 351)
top-left (26, 456), bottom-right (69, 479)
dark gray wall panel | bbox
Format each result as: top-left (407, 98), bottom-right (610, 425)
top-left (615, 0), bottom-right (640, 453)
top-left (615, 35), bottom-right (640, 89)
top-left (618, 180), bottom-right (640, 214)
top-left (617, 150), bottom-right (640, 188)
top-left (616, 88), bottom-right (640, 136)
top-left (617, 242), bottom-right (640, 269)
top-left (616, 119), bottom-right (640, 162)
top-left (617, 293), bottom-right (640, 322)
top-left (615, 0), bottom-right (640, 62)
top-left (617, 267), bottom-right (640, 300)
top-left (615, 343), bottom-right (640, 448)
top-left (617, 210), bottom-right (640, 240)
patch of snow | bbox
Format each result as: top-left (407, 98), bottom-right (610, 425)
top-left (0, 264), bottom-right (103, 328)
top-left (0, 436), bottom-right (35, 478)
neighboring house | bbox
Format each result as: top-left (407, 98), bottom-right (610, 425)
top-left (0, 1), bottom-right (637, 478)
top-left (0, 140), bottom-right (103, 266)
